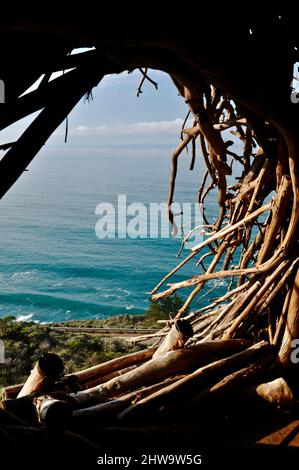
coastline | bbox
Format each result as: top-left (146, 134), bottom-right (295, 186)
top-left (0, 315), bottom-right (152, 389)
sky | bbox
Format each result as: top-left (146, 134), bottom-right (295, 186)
top-left (0, 68), bottom-right (191, 152)
top-left (2, 57), bottom-right (299, 152)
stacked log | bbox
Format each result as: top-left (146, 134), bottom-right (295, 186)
top-left (73, 339), bottom-right (250, 408)
top-left (2, 347), bottom-right (156, 399)
top-left (0, 333), bottom-right (284, 432)
top-left (1, 325), bottom-right (298, 453)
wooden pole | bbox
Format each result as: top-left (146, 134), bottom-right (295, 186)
top-left (3, 347), bottom-right (157, 399)
top-left (118, 341), bottom-right (272, 421)
top-left (71, 376), bottom-right (184, 426)
top-left (152, 319), bottom-right (193, 358)
top-left (278, 269), bottom-right (299, 370)
top-left (74, 339), bottom-right (250, 407)
top-left (74, 347), bottom-right (156, 384)
top-left (180, 349), bottom-right (275, 411)
top-left (17, 353), bottom-right (64, 398)
top-left (34, 395), bottom-right (73, 428)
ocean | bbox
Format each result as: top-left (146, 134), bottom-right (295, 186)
top-left (0, 143), bottom-right (226, 323)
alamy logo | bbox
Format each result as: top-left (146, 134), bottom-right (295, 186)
top-left (0, 339), bottom-right (5, 363)
top-left (95, 194), bottom-right (204, 246)
top-left (0, 79), bottom-right (5, 104)
top-left (290, 339), bottom-right (299, 364)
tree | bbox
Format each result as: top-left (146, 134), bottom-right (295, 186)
top-left (144, 295), bottom-right (188, 325)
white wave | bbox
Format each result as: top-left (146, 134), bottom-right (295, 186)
top-left (209, 279), bottom-right (228, 287)
top-left (11, 270), bottom-right (36, 279)
top-left (102, 293), bottom-right (122, 300)
top-left (115, 288), bottom-right (131, 296)
top-left (126, 305), bottom-right (135, 310)
top-left (15, 313), bottom-right (34, 322)
top-left (97, 286), bottom-right (131, 297)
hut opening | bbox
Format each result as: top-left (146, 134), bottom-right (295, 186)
top-left (1, 12), bottom-right (299, 465)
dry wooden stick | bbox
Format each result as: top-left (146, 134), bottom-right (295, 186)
top-left (175, 240), bottom-right (229, 317)
top-left (254, 257), bottom-right (299, 316)
top-left (223, 259), bottom-right (290, 339)
top-left (136, 68), bottom-right (158, 97)
top-left (181, 349), bottom-right (275, 411)
top-left (198, 132), bottom-right (216, 182)
top-left (71, 375), bottom-right (185, 426)
top-left (18, 353), bottom-right (64, 398)
top-left (118, 341), bottom-right (271, 421)
top-left (2, 347), bottom-right (157, 399)
top-left (168, 134), bottom-right (195, 236)
top-left (152, 266), bottom-right (268, 302)
top-left (152, 320), bottom-right (193, 358)
top-left (257, 175), bottom-right (292, 264)
top-left (72, 347), bottom-right (156, 383)
top-left (150, 203), bottom-right (271, 295)
top-left (206, 278), bottom-right (267, 336)
top-left (186, 281), bottom-right (250, 320)
top-left (73, 340), bottom-right (250, 408)
top-left (278, 267), bottom-right (299, 367)
top-left (273, 287), bottom-right (292, 347)
top-left (245, 159), bottom-right (269, 215)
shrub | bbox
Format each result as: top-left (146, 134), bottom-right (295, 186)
top-left (143, 295), bottom-right (187, 326)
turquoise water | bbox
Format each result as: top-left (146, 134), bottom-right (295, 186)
top-left (0, 144), bottom-right (225, 322)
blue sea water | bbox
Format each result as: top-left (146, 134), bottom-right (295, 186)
top-left (0, 143), bottom-right (227, 323)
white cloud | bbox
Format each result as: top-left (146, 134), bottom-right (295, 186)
top-left (55, 118), bottom-right (193, 137)
top-left (75, 125), bottom-right (90, 131)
